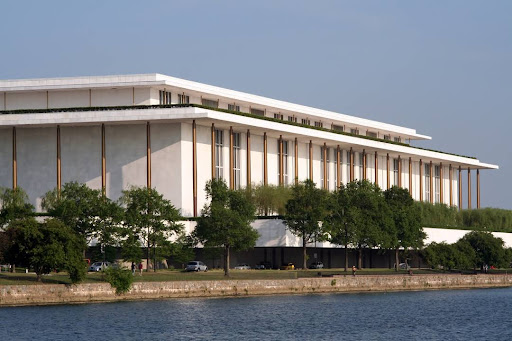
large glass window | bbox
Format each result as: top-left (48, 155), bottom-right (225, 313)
top-left (435, 165), bottom-right (441, 203)
top-left (228, 104), bottom-right (240, 111)
top-left (321, 147), bottom-right (330, 189)
top-left (333, 149), bottom-right (338, 187)
top-left (159, 90), bottom-right (171, 104)
top-left (425, 163), bottom-right (431, 201)
top-left (202, 98), bottom-right (218, 108)
top-left (359, 153), bottom-right (364, 180)
top-left (215, 129), bottom-right (223, 179)
top-left (178, 94), bottom-right (189, 104)
top-left (393, 159), bottom-right (399, 186)
top-left (233, 133), bottom-right (241, 189)
top-left (278, 140), bottom-right (289, 185)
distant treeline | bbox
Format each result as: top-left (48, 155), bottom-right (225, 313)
top-left (417, 202), bottom-right (512, 233)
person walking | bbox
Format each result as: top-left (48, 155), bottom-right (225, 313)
top-left (352, 265), bottom-right (357, 277)
top-left (131, 262), bottom-right (136, 275)
top-left (138, 262), bottom-right (143, 276)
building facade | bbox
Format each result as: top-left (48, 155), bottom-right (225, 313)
top-left (0, 74), bottom-right (501, 267)
top-left (0, 74), bottom-right (497, 216)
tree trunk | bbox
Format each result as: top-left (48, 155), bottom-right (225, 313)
top-left (344, 244), bottom-right (348, 272)
top-left (146, 235), bottom-right (150, 272)
top-left (153, 245), bottom-right (157, 272)
top-left (303, 236), bottom-right (307, 270)
top-left (395, 248), bottom-right (399, 272)
top-left (224, 245), bottom-right (230, 277)
top-left (36, 272), bottom-right (42, 282)
top-left (357, 248), bottom-right (362, 269)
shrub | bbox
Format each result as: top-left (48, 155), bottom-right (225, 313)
top-left (104, 267), bottom-right (134, 295)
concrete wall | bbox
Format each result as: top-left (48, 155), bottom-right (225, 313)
top-left (61, 125), bottom-right (102, 190)
top-left (0, 128), bottom-right (12, 189)
top-left (2, 275), bottom-right (512, 306)
top-left (105, 124), bottom-right (147, 201)
top-left (17, 127), bottom-right (56, 210)
top-left (0, 119), bottom-right (472, 215)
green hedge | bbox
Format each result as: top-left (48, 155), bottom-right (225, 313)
top-left (417, 202), bottom-right (512, 233)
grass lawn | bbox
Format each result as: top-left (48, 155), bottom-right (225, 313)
top-left (1, 267), bottom-right (501, 286)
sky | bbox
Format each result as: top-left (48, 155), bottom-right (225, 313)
top-left (1, 1), bottom-right (510, 208)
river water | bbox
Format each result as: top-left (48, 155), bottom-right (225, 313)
top-left (1, 288), bottom-right (511, 340)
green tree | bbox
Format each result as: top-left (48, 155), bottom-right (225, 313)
top-left (384, 186), bottom-right (425, 271)
top-left (459, 231), bottom-right (509, 269)
top-left (250, 184), bottom-right (291, 216)
top-left (345, 180), bottom-right (394, 269)
top-left (195, 179), bottom-right (258, 276)
top-left (5, 218), bottom-right (86, 282)
top-left (283, 180), bottom-right (328, 270)
top-left (423, 241), bottom-right (475, 271)
top-left (120, 187), bottom-right (183, 272)
top-left (42, 182), bottom-right (124, 261)
top-left (0, 187), bottom-right (34, 226)
top-left (324, 184), bottom-right (355, 272)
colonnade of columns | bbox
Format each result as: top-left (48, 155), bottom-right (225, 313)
top-left (8, 123), bottom-right (482, 217)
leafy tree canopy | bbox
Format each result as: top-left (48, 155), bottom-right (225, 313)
top-left (195, 179), bottom-right (258, 276)
top-left (0, 187), bottom-right (34, 226)
top-left (283, 179), bottom-right (328, 269)
top-left (120, 186), bottom-right (183, 270)
top-left (5, 218), bottom-right (87, 283)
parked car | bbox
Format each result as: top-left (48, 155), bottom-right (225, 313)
top-left (280, 263), bottom-right (295, 270)
top-left (254, 261), bottom-right (272, 270)
top-left (309, 261), bottom-right (324, 269)
top-left (186, 261), bottom-right (208, 272)
top-left (398, 263), bottom-right (410, 270)
top-left (88, 261), bottom-right (111, 272)
top-left (234, 264), bottom-right (251, 270)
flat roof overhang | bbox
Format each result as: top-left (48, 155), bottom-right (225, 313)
top-left (0, 106), bottom-right (497, 170)
top-left (0, 73), bottom-right (430, 141)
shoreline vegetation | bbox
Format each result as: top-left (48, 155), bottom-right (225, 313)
top-left (1, 271), bottom-right (511, 307)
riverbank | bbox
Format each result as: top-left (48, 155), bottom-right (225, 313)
top-left (1, 273), bottom-right (512, 306)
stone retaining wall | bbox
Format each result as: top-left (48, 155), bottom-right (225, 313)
top-left (1, 274), bottom-right (511, 306)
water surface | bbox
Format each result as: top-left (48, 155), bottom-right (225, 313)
top-left (1, 288), bottom-right (511, 340)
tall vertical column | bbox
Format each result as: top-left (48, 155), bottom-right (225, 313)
top-left (458, 166), bottom-right (462, 211)
top-left (57, 125), bottom-right (61, 196)
top-left (12, 127), bottom-right (17, 189)
top-left (247, 129), bottom-right (251, 186)
top-left (449, 164), bottom-right (453, 207)
top-left (429, 161), bottom-right (433, 203)
top-left (192, 120), bottom-right (197, 217)
top-left (440, 163), bottom-right (443, 204)
top-left (279, 136), bottom-right (284, 186)
top-left (323, 143), bottom-right (327, 189)
top-left (374, 151), bottom-right (378, 186)
top-left (477, 169), bottom-right (480, 209)
top-left (409, 157), bottom-right (412, 194)
top-left (263, 133), bottom-right (268, 185)
top-left (211, 124), bottom-right (216, 179)
top-left (350, 148), bottom-right (354, 182)
top-left (386, 153), bottom-right (390, 189)
top-left (419, 159), bottom-right (423, 201)
top-left (229, 126), bottom-right (234, 189)
top-left (101, 124), bottom-right (106, 196)
top-left (468, 168), bottom-right (471, 210)
top-left (363, 149), bottom-right (367, 180)
top-left (146, 122), bottom-right (151, 188)
top-left (336, 145), bottom-right (341, 188)
top-left (398, 156), bottom-right (402, 188)
top-left (294, 137), bottom-right (298, 184)
top-left (309, 140), bottom-right (313, 181)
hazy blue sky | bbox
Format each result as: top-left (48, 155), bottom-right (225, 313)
top-left (1, 1), bottom-right (510, 208)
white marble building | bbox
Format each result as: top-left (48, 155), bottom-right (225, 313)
top-left (0, 74), bottom-right (500, 254)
